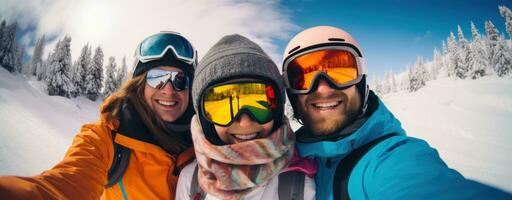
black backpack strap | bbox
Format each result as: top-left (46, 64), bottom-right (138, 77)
top-left (105, 130), bottom-right (132, 188)
top-left (190, 164), bottom-right (206, 200)
top-left (191, 165), bottom-right (306, 200)
top-left (278, 171), bottom-right (305, 200)
top-left (333, 133), bottom-right (398, 200)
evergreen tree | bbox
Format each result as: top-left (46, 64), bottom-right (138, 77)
top-left (441, 40), bottom-right (450, 77)
top-left (15, 43), bottom-right (24, 73)
top-left (38, 52), bottom-right (51, 81)
top-left (456, 25), bottom-right (469, 79)
top-left (408, 56), bottom-right (427, 92)
top-left (382, 71), bottom-right (391, 94)
top-left (499, 5), bottom-right (512, 39)
top-left (373, 78), bottom-right (383, 95)
top-left (485, 20), bottom-right (500, 74)
top-left (382, 70), bottom-right (397, 94)
top-left (103, 56), bottom-right (118, 97)
top-left (31, 34), bottom-right (46, 76)
top-left (0, 19), bottom-right (6, 63)
top-left (72, 43), bottom-right (91, 96)
top-left (442, 40), bottom-right (448, 56)
top-left (1, 22), bottom-right (17, 72)
top-left (407, 64), bottom-right (417, 92)
top-left (84, 46), bottom-right (104, 101)
top-left (419, 56), bottom-right (429, 82)
top-left (447, 32), bottom-right (458, 77)
top-left (432, 48), bottom-right (442, 79)
top-left (69, 61), bottom-right (79, 97)
top-left (116, 56), bottom-right (128, 89)
top-left (493, 35), bottom-right (512, 77)
top-left (46, 36), bottom-right (74, 97)
top-left (468, 22), bottom-right (488, 79)
top-left (390, 70), bottom-right (397, 93)
top-left (45, 39), bottom-right (59, 91)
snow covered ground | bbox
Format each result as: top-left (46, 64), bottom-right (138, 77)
top-left (0, 67), bottom-right (101, 176)
top-left (0, 67), bottom-right (511, 192)
top-left (381, 76), bottom-right (512, 192)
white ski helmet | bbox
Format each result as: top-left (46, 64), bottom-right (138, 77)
top-left (282, 26), bottom-right (370, 118)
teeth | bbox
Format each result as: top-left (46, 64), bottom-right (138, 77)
top-left (157, 100), bottom-right (177, 106)
top-left (313, 101), bottom-right (340, 109)
top-left (233, 133), bottom-right (258, 140)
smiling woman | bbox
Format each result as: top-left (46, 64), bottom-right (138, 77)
top-left (0, 32), bottom-right (198, 200)
top-left (175, 34), bottom-right (317, 200)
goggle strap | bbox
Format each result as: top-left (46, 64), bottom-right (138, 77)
top-left (136, 33), bottom-right (197, 66)
top-left (139, 45), bottom-right (195, 64)
top-left (358, 83), bottom-right (369, 118)
top-left (283, 42), bottom-right (363, 68)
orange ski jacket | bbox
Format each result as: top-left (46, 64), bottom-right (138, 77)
top-left (0, 98), bottom-right (195, 200)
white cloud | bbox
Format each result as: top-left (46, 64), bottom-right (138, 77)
top-left (0, 0), bottom-right (42, 29)
top-left (0, 0), bottom-right (298, 69)
top-left (20, 32), bottom-right (32, 47)
top-left (413, 30), bottom-right (432, 43)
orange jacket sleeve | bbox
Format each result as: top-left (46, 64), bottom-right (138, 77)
top-left (0, 121), bottom-right (115, 199)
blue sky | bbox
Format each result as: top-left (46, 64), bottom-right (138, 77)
top-left (276, 0), bottom-right (512, 80)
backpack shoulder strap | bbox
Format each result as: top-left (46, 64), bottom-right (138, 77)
top-left (105, 130), bottom-right (132, 188)
top-left (333, 133), bottom-right (398, 200)
top-left (190, 164), bottom-right (206, 200)
top-left (278, 171), bottom-right (305, 200)
top-left (191, 165), bottom-right (305, 200)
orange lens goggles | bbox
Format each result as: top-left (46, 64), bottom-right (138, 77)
top-left (285, 49), bottom-right (359, 92)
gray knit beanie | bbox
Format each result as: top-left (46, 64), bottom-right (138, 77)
top-left (192, 34), bottom-right (285, 145)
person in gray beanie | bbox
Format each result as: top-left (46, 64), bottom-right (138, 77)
top-left (175, 34), bottom-right (317, 200)
top-left (192, 34), bottom-right (285, 145)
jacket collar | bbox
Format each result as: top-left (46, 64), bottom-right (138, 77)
top-left (117, 103), bottom-right (159, 145)
top-left (295, 92), bottom-right (406, 159)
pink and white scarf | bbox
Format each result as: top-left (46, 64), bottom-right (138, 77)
top-left (190, 115), bottom-right (295, 200)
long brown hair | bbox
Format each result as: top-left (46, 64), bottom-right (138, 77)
top-left (101, 73), bottom-right (190, 155)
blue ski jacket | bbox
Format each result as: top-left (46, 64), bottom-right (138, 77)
top-left (296, 93), bottom-right (511, 200)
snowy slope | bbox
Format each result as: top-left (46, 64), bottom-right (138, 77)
top-left (382, 76), bottom-right (512, 192)
top-left (0, 67), bottom-right (101, 175)
top-left (0, 67), bottom-right (511, 192)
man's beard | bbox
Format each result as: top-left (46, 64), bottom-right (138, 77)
top-left (299, 90), bottom-right (360, 136)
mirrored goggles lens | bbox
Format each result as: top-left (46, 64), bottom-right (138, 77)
top-left (146, 69), bottom-right (189, 91)
top-left (138, 33), bottom-right (194, 63)
top-left (286, 49), bottom-right (358, 91)
top-left (202, 82), bottom-right (277, 126)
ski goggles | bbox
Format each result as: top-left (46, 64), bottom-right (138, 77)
top-left (135, 32), bottom-right (197, 65)
top-left (283, 46), bottom-right (366, 94)
top-left (201, 81), bottom-right (278, 126)
top-left (146, 68), bottom-right (189, 91)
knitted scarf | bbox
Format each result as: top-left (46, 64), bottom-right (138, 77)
top-left (190, 115), bottom-right (295, 200)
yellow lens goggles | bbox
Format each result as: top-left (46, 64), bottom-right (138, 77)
top-left (202, 82), bottom-right (277, 126)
